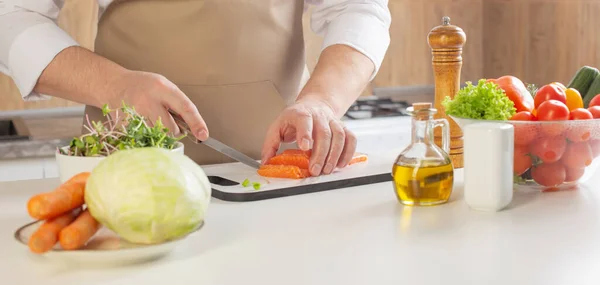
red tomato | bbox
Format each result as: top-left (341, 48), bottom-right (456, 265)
top-left (488, 76), bottom-right (535, 113)
top-left (588, 106), bottom-right (600, 118)
top-left (540, 123), bottom-right (567, 137)
top-left (565, 167), bottom-right (585, 182)
top-left (534, 84), bottom-right (567, 109)
top-left (531, 162), bottom-right (566, 187)
top-left (551, 82), bottom-right (567, 91)
top-left (590, 94), bottom-right (600, 108)
top-left (566, 108), bottom-right (593, 142)
top-left (537, 100), bottom-right (570, 136)
top-left (529, 135), bottom-right (567, 163)
top-left (561, 141), bottom-right (593, 169)
top-left (537, 100), bottom-right (570, 121)
top-left (590, 140), bottom-right (600, 158)
top-left (569, 108), bottom-right (593, 120)
top-left (510, 111), bottom-right (539, 145)
top-left (514, 145), bottom-right (532, 176)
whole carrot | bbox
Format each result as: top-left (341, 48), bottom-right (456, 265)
top-left (28, 210), bottom-right (79, 254)
top-left (27, 172), bottom-right (90, 220)
top-left (59, 209), bottom-right (101, 250)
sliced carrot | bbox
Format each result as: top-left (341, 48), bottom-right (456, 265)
top-left (267, 154), bottom-right (310, 169)
top-left (59, 209), bottom-right (101, 250)
top-left (28, 210), bottom-right (79, 254)
top-left (282, 149), bottom-right (312, 157)
top-left (257, 165), bottom-right (311, 179)
top-left (27, 172), bottom-right (90, 220)
top-left (348, 153), bottom-right (368, 165)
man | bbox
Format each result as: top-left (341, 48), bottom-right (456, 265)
top-left (0, 0), bottom-right (391, 176)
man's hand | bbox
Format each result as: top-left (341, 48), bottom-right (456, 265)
top-left (262, 96), bottom-right (357, 176)
top-left (261, 44), bottom-right (375, 176)
top-left (34, 46), bottom-right (208, 141)
top-left (108, 70), bottom-right (208, 140)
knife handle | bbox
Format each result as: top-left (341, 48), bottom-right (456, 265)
top-left (168, 109), bottom-right (203, 144)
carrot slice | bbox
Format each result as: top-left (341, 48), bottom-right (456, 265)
top-left (267, 154), bottom-right (310, 169)
top-left (257, 165), bottom-right (310, 179)
top-left (59, 209), bottom-right (101, 250)
top-left (27, 172), bottom-right (90, 220)
top-left (28, 210), bottom-right (79, 254)
top-left (282, 149), bottom-right (312, 157)
top-left (348, 153), bottom-right (368, 165)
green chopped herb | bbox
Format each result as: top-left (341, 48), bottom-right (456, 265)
top-left (442, 79), bottom-right (516, 121)
top-left (252, 182), bottom-right (261, 190)
top-left (242, 179), bottom-right (250, 187)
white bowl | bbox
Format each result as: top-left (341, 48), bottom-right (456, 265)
top-left (55, 142), bottom-right (184, 183)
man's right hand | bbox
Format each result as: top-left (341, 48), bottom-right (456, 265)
top-left (34, 46), bottom-right (208, 141)
top-left (108, 70), bottom-right (209, 140)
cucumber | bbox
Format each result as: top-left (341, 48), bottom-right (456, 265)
top-left (567, 66), bottom-right (599, 96)
top-left (584, 73), bottom-right (600, 107)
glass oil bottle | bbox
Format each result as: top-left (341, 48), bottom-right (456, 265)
top-left (392, 102), bottom-right (454, 206)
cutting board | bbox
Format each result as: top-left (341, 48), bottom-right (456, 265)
top-left (201, 151), bottom-right (396, 202)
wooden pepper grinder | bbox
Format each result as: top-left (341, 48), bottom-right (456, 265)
top-left (427, 16), bottom-right (466, 169)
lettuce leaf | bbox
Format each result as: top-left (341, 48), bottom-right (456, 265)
top-left (442, 79), bottom-right (516, 120)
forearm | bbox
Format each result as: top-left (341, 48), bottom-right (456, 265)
top-left (34, 46), bottom-right (128, 108)
top-left (297, 44), bottom-right (374, 117)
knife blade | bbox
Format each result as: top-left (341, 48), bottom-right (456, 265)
top-left (167, 110), bottom-right (261, 169)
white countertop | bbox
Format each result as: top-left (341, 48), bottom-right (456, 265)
top-left (1, 116), bottom-right (600, 285)
top-left (2, 157), bottom-right (600, 285)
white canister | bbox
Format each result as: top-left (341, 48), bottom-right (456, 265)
top-left (463, 122), bottom-right (514, 212)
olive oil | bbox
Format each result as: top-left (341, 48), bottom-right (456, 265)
top-left (392, 102), bottom-right (455, 206)
top-left (392, 162), bottom-right (454, 206)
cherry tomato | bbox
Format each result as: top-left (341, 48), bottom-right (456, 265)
top-left (588, 106), bottom-right (600, 118)
top-left (565, 108), bottom-right (593, 142)
top-left (488, 76), bottom-right (535, 113)
top-left (589, 94), bottom-right (600, 108)
top-left (565, 167), bottom-right (585, 182)
top-left (510, 111), bottom-right (539, 145)
top-left (565, 88), bottom-right (584, 111)
top-left (529, 135), bottom-right (567, 163)
top-left (514, 145), bottom-right (532, 175)
top-left (590, 140), bottom-right (600, 158)
top-left (534, 84), bottom-right (567, 109)
top-left (561, 141), bottom-right (593, 169)
top-left (537, 100), bottom-right (570, 136)
top-left (531, 162), bottom-right (566, 187)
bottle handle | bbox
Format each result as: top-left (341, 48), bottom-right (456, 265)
top-left (433, 118), bottom-right (451, 154)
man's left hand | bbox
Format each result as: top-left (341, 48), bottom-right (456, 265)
top-left (261, 96), bottom-right (357, 176)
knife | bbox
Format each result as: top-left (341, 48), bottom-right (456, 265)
top-left (167, 110), bottom-right (261, 169)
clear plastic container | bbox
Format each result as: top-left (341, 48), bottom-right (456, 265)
top-left (451, 115), bottom-right (600, 191)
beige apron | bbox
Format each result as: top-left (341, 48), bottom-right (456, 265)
top-left (84, 0), bottom-right (310, 165)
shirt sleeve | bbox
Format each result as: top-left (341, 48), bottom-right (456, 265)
top-left (0, 1), bottom-right (80, 101)
top-left (309, 0), bottom-right (391, 81)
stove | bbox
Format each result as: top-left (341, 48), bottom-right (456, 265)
top-left (343, 96), bottom-right (411, 120)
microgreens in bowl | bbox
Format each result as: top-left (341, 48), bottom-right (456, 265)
top-left (60, 102), bottom-right (185, 157)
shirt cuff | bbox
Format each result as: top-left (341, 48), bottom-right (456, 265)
top-left (320, 13), bottom-right (391, 81)
top-left (9, 22), bottom-right (79, 101)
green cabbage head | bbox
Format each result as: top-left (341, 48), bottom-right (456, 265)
top-left (85, 147), bottom-right (211, 244)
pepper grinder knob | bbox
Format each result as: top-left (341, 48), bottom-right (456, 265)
top-left (427, 16), bottom-right (467, 169)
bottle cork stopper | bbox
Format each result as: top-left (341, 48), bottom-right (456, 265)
top-left (412, 102), bottom-right (433, 111)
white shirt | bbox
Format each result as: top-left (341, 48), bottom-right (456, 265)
top-left (0, 0), bottom-right (391, 101)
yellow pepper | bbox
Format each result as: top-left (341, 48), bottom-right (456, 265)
top-left (565, 88), bottom-right (584, 111)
